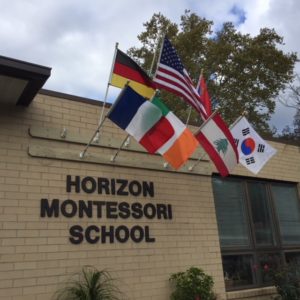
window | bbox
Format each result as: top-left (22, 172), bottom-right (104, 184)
top-left (248, 182), bottom-right (276, 246)
top-left (272, 184), bottom-right (300, 245)
top-left (223, 254), bottom-right (254, 289)
top-left (212, 177), bottom-right (300, 290)
top-left (213, 180), bottom-right (250, 247)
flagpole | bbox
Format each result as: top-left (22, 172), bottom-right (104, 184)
top-left (149, 30), bottom-right (166, 77)
top-left (188, 152), bottom-right (207, 171)
top-left (110, 134), bottom-right (130, 162)
top-left (229, 111), bottom-right (248, 129)
top-left (196, 69), bottom-right (204, 90)
top-left (188, 109), bottom-right (220, 171)
top-left (93, 42), bottom-right (119, 143)
top-left (185, 69), bottom-right (204, 127)
top-left (79, 115), bottom-right (108, 159)
top-left (79, 81), bottom-right (129, 159)
top-left (79, 42), bottom-right (119, 158)
top-left (185, 106), bottom-right (193, 126)
top-left (151, 32), bottom-right (166, 78)
top-left (194, 108), bottom-right (219, 134)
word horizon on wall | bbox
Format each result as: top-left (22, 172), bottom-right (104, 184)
top-left (66, 175), bottom-right (154, 197)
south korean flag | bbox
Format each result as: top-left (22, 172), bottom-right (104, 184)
top-left (230, 117), bottom-right (277, 174)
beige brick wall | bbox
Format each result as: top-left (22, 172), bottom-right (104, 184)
top-left (0, 92), bottom-right (299, 300)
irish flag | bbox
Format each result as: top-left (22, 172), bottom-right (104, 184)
top-left (108, 86), bottom-right (199, 169)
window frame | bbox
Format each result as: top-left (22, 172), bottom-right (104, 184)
top-left (212, 175), bottom-right (300, 291)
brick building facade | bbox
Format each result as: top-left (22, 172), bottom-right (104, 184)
top-left (0, 56), bottom-right (299, 300)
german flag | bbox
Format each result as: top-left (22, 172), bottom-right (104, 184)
top-left (110, 49), bottom-right (155, 99)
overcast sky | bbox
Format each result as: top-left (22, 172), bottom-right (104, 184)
top-left (1, 0), bottom-right (299, 131)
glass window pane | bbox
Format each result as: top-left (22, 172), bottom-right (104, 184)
top-left (223, 255), bottom-right (254, 289)
top-left (272, 184), bottom-right (300, 245)
top-left (258, 253), bottom-right (281, 284)
top-left (248, 182), bottom-right (276, 246)
top-left (213, 178), bottom-right (250, 247)
top-left (286, 252), bottom-right (300, 265)
top-left (285, 252), bottom-right (300, 278)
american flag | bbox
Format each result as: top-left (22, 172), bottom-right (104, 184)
top-left (153, 37), bottom-right (209, 121)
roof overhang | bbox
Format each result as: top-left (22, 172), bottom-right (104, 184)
top-left (0, 55), bottom-right (51, 107)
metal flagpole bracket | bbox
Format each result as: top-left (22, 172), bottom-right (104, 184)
top-left (188, 153), bottom-right (206, 172)
top-left (124, 136), bottom-right (131, 148)
top-left (188, 165), bottom-right (194, 171)
top-left (60, 127), bottom-right (67, 138)
top-left (242, 110), bottom-right (248, 117)
top-left (93, 130), bottom-right (100, 143)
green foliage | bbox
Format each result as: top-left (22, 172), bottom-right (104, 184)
top-left (53, 266), bottom-right (122, 300)
top-left (267, 264), bottom-right (300, 300)
top-left (169, 267), bottom-right (216, 300)
top-left (128, 10), bottom-right (297, 134)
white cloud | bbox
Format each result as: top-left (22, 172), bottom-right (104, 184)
top-left (0, 0), bottom-right (298, 130)
top-left (237, 0), bottom-right (300, 130)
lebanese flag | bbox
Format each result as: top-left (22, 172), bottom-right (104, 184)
top-left (195, 113), bottom-right (238, 176)
top-left (108, 86), bottom-right (199, 169)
